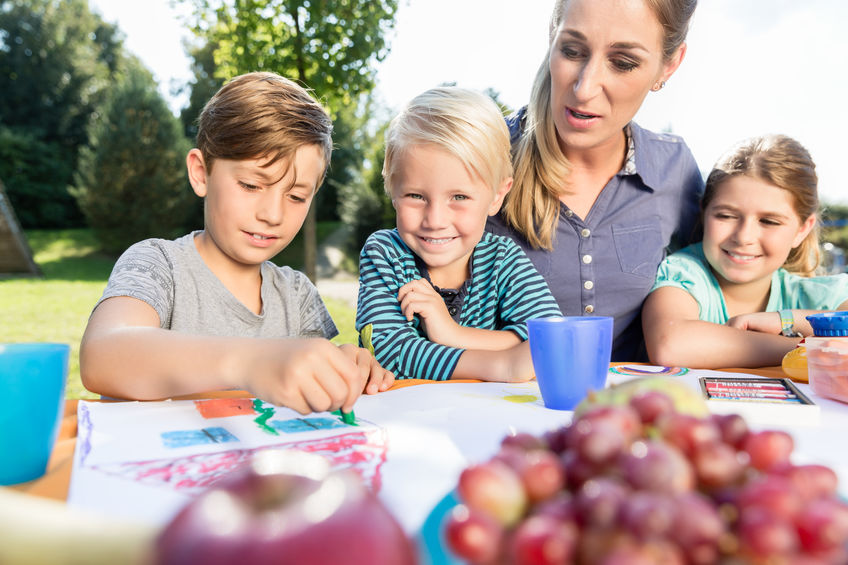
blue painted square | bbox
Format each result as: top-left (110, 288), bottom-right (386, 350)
top-left (269, 417), bottom-right (347, 434)
top-left (161, 426), bottom-right (238, 448)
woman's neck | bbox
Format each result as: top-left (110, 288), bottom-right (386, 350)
top-left (559, 130), bottom-right (627, 219)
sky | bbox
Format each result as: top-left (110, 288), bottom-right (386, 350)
top-left (89, 0), bottom-right (847, 204)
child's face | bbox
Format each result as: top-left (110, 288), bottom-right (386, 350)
top-left (187, 144), bottom-right (325, 270)
top-left (702, 175), bottom-right (815, 290)
top-left (391, 144), bottom-right (510, 288)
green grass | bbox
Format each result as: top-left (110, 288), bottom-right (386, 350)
top-left (0, 228), bottom-right (356, 400)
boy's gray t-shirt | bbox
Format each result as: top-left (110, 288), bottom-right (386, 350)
top-left (96, 231), bottom-right (338, 339)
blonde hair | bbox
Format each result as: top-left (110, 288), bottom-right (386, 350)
top-left (382, 87), bottom-right (513, 196)
top-left (703, 134), bottom-right (820, 276)
top-left (196, 72), bottom-right (333, 183)
top-left (505, 0), bottom-right (698, 250)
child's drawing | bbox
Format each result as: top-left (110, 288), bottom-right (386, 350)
top-left (91, 428), bottom-right (389, 495)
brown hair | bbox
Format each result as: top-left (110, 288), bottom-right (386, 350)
top-left (196, 72), bottom-right (333, 183)
top-left (504, 0), bottom-right (698, 249)
top-left (703, 134), bottom-right (820, 276)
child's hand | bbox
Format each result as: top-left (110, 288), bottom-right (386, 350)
top-left (397, 278), bottom-right (457, 341)
top-left (241, 338), bottom-right (363, 415)
top-left (726, 312), bottom-right (783, 334)
top-left (338, 343), bottom-right (395, 395)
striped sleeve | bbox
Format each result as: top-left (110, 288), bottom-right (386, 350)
top-left (484, 236), bottom-right (562, 340)
top-left (355, 230), bottom-right (464, 381)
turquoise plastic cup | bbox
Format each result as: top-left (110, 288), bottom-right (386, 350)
top-left (0, 343), bottom-right (69, 485)
top-left (528, 317), bottom-right (613, 410)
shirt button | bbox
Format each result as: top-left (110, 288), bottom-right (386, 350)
top-left (584, 305), bottom-right (595, 314)
top-left (584, 280), bottom-right (594, 290)
top-left (582, 254), bottom-right (592, 264)
top-left (448, 306), bottom-right (458, 316)
top-left (565, 209), bottom-right (574, 218)
top-left (580, 228), bottom-right (591, 238)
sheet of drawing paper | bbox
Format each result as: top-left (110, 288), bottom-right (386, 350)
top-left (68, 381), bottom-right (570, 531)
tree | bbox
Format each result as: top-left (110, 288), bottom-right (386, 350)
top-left (0, 0), bottom-right (123, 227)
top-left (178, 0), bottom-right (400, 281)
top-left (73, 63), bottom-right (194, 254)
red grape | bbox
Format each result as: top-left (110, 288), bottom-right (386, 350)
top-left (444, 504), bottom-right (504, 565)
top-left (655, 412), bottom-right (720, 457)
top-left (795, 498), bottom-right (848, 552)
top-left (618, 491), bottom-right (676, 540)
top-left (772, 463), bottom-right (839, 502)
top-left (691, 440), bottom-right (746, 488)
top-left (737, 507), bottom-right (799, 559)
top-left (711, 413), bottom-right (749, 449)
top-left (457, 460), bottom-right (528, 526)
top-left (742, 430), bottom-right (794, 472)
top-left (508, 514), bottom-right (577, 565)
top-left (620, 440), bottom-right (694, 493)
top-left (628, 389), bottom-right (675, 425)
top-left (573, 477), bottom-right (630, 529)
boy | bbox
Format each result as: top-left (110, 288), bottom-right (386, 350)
top-left (80, 72), bottom-right (393, 414)
top-left (356, 87), bottom-right (562, 381)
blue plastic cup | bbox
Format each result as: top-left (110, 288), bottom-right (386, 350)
top-left (0, 343), bottom-right (69, 485)
top-left (528, 317), bottom-right (613, 410)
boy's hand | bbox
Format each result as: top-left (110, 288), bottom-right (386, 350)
top-left (397, 279), bottom-right (457, 341)
top-left (338, 343), bottom-right (395, 395)
top-left (726, 312), bottom-right (783, 334)
top-left (241, 338), bottom-right (363, 415)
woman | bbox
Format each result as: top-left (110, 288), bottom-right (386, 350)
top-left (487, 0), bottom-right (703, 361)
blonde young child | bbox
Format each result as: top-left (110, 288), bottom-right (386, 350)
top-left (80, 72), bottom-right (393, 413)
top-left (356, 87), bottom-right (562, 381)
top-left (643, 134), bottom-right (848, 368)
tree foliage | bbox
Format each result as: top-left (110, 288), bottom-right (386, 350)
top-left (73, 64), bottom-right (194, 254)
top-left (178, 0), bottom-right (400, 279)
top-left (0, 0), bottom-right (123, 227)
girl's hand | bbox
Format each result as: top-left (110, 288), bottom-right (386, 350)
top-left (726, 312), bottom-right (782, 334)
top-left (397, 278), bottom-right (458, 342)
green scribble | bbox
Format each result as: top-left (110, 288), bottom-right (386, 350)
top-left (503, 394), bottom-right (538, 404)
top-left (252, 399), bottom-right (279, 435)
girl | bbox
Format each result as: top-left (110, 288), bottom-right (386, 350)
top-left (643, 134), bottom-right (848, 368)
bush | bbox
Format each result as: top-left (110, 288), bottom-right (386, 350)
top-left (73, 65), bottom-right (195, 254)
top-left (0, 127), bottom-right (81, 227)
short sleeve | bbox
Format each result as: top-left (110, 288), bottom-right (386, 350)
top-left (96, 239), bottom-right (175, 327)
top-left (294, 273), bottom-right (338, 339)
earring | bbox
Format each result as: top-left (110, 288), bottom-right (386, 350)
top-left (652, 80), bottom-right (666, 92)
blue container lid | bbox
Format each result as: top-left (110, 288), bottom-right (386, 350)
top-left (806, 311), bottom-right (848, 336)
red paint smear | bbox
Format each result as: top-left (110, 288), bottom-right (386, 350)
top-left (194, 398), bottom-right (256, 419)
top-left (94, 429), bottom-right (390, 494)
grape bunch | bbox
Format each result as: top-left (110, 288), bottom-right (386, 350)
top-left (444, 390), bottom-right (848, 564)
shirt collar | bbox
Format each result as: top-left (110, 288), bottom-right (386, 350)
top-left (621, 121), bottom-right (662, 192)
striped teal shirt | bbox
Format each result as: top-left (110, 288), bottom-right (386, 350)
top-left (356, 229), bottom-right (562, 380)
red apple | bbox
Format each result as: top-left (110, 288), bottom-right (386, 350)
top-left (155, 450), bottom-right (417, 565)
